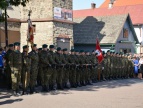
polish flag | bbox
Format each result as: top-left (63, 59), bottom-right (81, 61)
top-left (95, 38), bottom-right (103, 63)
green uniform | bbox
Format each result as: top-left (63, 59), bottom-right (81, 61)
top-left (9, 50), bottom-right (22, 91)
top-left (29, 50), bottom-right (39, 92)
top-left (21, 51), bottom-right (31, 92)
top-left (68, 54), bottom-right (77, 87)
top-left (5, 49), bottom-right (13, 89)
top-left (48, 50), bottom-right (57, 90)
top-left (55, 52), bottom-right (66, 89)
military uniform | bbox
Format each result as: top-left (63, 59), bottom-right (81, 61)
top-left (21, 45), bottom-right (31, 95)
top-left (49, 45), bottom-right (57, 90)
top-left (29, 44), bottom-right (39, 93)
top-left (63, 48), bottom-right (70, 88)
top-left (54, 47), bottom-right (66, 89)
top-left (5, 44), bottom-right (14, 89)
top-left (9, 42), bottom-right (22, 96)
top-left (68, 49), bottom-right (77, 88)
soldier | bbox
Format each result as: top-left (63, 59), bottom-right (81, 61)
top-left (68, 49), bottom-right (77, 88)
top-left (63, 48), bottom-right (70, 88)
top-left (49, 45), bottom-right (57, 90)
top-left (9, 42), bottom-right (22, 96)
top-left (29, 44), bottom-right (39, 94)
top-left (79, 50), bottom-right (86, 86)
top-left (75, 50), bottom-right (81, 87)
top-left (106, 50), bottom-right (111, 80)
top-left (40, 44), bottom-right (52, 92)
top-left (90, 51), bottom-right (98, 82)
top-left (37, 48), bottom-right (42, 86)
top-left (21, 45), bottom-right (31, 95)
top-left (5, 44), bottom-right (14, 90)
top-left (85, 51), bottom-right (92, 85)
top-left (55, 47), bottom-right (66, 90)
top-left (101, 51), bottom-right (106, 81)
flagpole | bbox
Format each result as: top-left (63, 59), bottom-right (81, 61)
top-left (25, 10), bottom-right (31, 89)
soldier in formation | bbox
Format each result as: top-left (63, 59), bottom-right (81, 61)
top-left (5, 43), bottom-right (134, 96)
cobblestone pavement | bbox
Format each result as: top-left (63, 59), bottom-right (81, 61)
top-left (0, 79), bottom-right (143, 108)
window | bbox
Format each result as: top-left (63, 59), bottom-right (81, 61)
top-left (120, 48), bottom-right (131, 53)
top-left (123, 28), bottom-right (128, 38)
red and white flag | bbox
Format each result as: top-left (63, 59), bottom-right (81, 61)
top-left (95, 38), bottom-right (103, 63)
top-left (27, 19), bottom-right (34, 44)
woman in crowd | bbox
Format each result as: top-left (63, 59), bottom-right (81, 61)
top-left (133, 57), bottom-right (139, 78)
top-left (139, 56), bottom-right (143, 79)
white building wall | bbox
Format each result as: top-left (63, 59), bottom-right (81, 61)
top-left (115, 20), bottom-right (136, 53)
top-left (134, 25), bottom-right (143, 53)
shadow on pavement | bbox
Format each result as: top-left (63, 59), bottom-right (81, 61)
top-left (71, 78), bottom-right (143, 91)
top-left (0, 99), bottom-right (23, 105)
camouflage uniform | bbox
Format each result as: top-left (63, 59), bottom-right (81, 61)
top-left (29, 49), bottom-right (39, 93)
top-left (40, 49), bottom-right (52, 91)
top-left (79, 52), bottom-right (86, 86)
top-left (5, 47), bottom-right (13, 89)
top-left (68, 52), bottom-right (77, 87)
top-left (9, 50), bottom-right (22, 91)
top-left (55, 48), bottom-right (66, 89)
top-left (21, 50), bottom-right (31, 94)
top-left (63, 51), bottom-right (70, 88)
top-left (49, 50), bottom-right (57, 90)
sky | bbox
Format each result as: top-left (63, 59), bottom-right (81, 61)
top-left (73, 0), bottom-right (105, 10)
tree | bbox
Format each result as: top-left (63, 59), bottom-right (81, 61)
top-left (0, 0), bottom-right (29, 21)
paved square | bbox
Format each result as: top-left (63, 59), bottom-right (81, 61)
top-left (0, 79), bottom-right (143, 108)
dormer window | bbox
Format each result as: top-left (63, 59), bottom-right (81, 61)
top-left (123, 28), bottom-right (128, 38)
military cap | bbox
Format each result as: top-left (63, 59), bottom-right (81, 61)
top-left (42, 44), bottom-right (48, 48)
top-left (57, 47), bottom-right (61, 51)
top-left (14, 42), bottom-right (20, 46)
top-left (116, 52), bottom-right (118, 55)
top-left (8, 44), bottom-right (14, 47)
top-left (38, 48), bottom-right (42, 51)
top-left (23, 45), bottom-right (29, 49)
top-left (31, 44), bottom-right (37, 47)
top-left (107, 50), bottom-right (110, 53)
top-left (92, 50), bottom-right (95, 52)
top-left (102, 51), bottom-right (105, 54)
top-left (71, 49), bottom-right (75, 52)
top-left (49, 45), bottom-right (54, 48)
top-left (63, 48), bottom-right (67, 51)
top-left (80, 50), bottom-right (84, 53)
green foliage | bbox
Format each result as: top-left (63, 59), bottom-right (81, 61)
top-left (0, 0), bottom-right (29, 9)
top-left (0, 0), bottom-right (29, 22)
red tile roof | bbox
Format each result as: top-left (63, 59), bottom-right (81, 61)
top-left (100, 0), bottom-right (143, 8)
top-left (73, 4), bottom-right (143, 25)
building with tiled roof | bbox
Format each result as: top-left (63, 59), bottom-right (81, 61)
top-left (98, 0), bottom-right (143, 53)
top-left (73, 13), bottom-right (138, 53)
top-left (100, 0), bottom-right (143, 8)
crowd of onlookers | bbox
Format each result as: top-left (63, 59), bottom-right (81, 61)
top-left (132, 53), bottom-right (143, 80)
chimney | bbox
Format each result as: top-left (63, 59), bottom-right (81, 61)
top-left (91, 3), bottom-right (96, 9)
top-left (109, 0), bottom-right (114, 8)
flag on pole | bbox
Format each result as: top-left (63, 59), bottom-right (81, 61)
top-left (95, 37), bottom-right (103, 63)
top-left (27, 19), bottom-right (34, 45)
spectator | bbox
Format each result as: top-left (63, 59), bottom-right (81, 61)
top-left (0, 48), bottom-right (4, 68)
top-left (139, 56), bottom-right (143, 79)
top-left (133, 56), bottom-right (139, 78)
